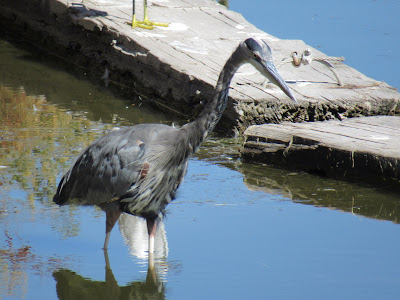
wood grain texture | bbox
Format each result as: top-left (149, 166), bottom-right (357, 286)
top-left (241, 116), bottom-right (400, 185)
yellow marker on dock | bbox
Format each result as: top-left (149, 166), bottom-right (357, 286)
top-left (129, 0), bottom-right (169, 30)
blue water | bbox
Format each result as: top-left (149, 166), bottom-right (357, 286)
top-left (6, 160), bottom-right (399, 299)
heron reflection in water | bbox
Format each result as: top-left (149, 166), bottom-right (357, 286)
top-left (53, 38), bottom-right (297, 259)
top-left (119, 213), bottom-right (169, 272)
top-left (54, 243), bottom-right (165, 300)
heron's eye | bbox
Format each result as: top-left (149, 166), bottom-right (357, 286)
top-left (252, 53), bottom-right (258, 59)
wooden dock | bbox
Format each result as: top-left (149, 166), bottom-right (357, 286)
top-left (241, 116), bottom-right (400, 186)
top-left (1, 0), bottom-right (399, 133)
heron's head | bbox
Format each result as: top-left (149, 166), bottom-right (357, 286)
top-left (241, 38), bottom-right (297, 103)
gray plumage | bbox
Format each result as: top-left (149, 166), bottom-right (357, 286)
top-left (54, 124), bottom-right (187, 218)
top-left (53, 38), bottom-right (297, 252)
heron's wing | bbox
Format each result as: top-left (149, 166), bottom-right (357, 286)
top-left (54, 125), bottom-right (171, 206)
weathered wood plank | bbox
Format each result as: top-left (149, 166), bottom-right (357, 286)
top-left (1, 0), bottom-right (399, 133)
top-left (241, 116), bottom-right (400, 186)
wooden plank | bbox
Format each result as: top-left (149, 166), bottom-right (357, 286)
top-left (1, 0), bottom-right (399, 132)
top-left (241, 116), bottom-right (400, 186)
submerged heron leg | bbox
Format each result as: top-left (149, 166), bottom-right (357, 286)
top-left (146, 216), bottom-right (157, 253)
top-left (102, 202), bottom-right (122, 250)
top-left (146, 216), bottom-right (158, 269)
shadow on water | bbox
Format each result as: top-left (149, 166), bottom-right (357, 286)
top-left (0, 32), bottom-right (175, 126)
top-left (197, 138), bottom-right (400, 224)
top-left (239, 163), bottom-right (400, 224)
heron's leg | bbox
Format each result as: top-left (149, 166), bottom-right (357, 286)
top-left (141, 0), bottom-right (169, 28)
top-left (146, 216), bottom-right (158, 269)
top-left (102, 202), bottom-right (122, 250)
top-left (146, 216), bottom-right (157, 253)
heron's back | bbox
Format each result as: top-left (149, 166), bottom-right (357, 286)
top-left (53, 123), bottom-right (187, 218)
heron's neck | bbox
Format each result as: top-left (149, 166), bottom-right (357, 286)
top-left (182, 50), bottom-right (243, 155)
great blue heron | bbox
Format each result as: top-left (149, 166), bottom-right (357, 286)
top-left (129, 0), bottom-right (168, 29)
top-left (53, 38), bottom-right (297, 254)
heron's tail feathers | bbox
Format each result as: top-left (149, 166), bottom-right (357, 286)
top-left (53, 176), bottom-right (70, 205)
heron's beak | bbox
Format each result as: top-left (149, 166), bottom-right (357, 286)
top-left (262, 59), bottom-right (297, 104)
